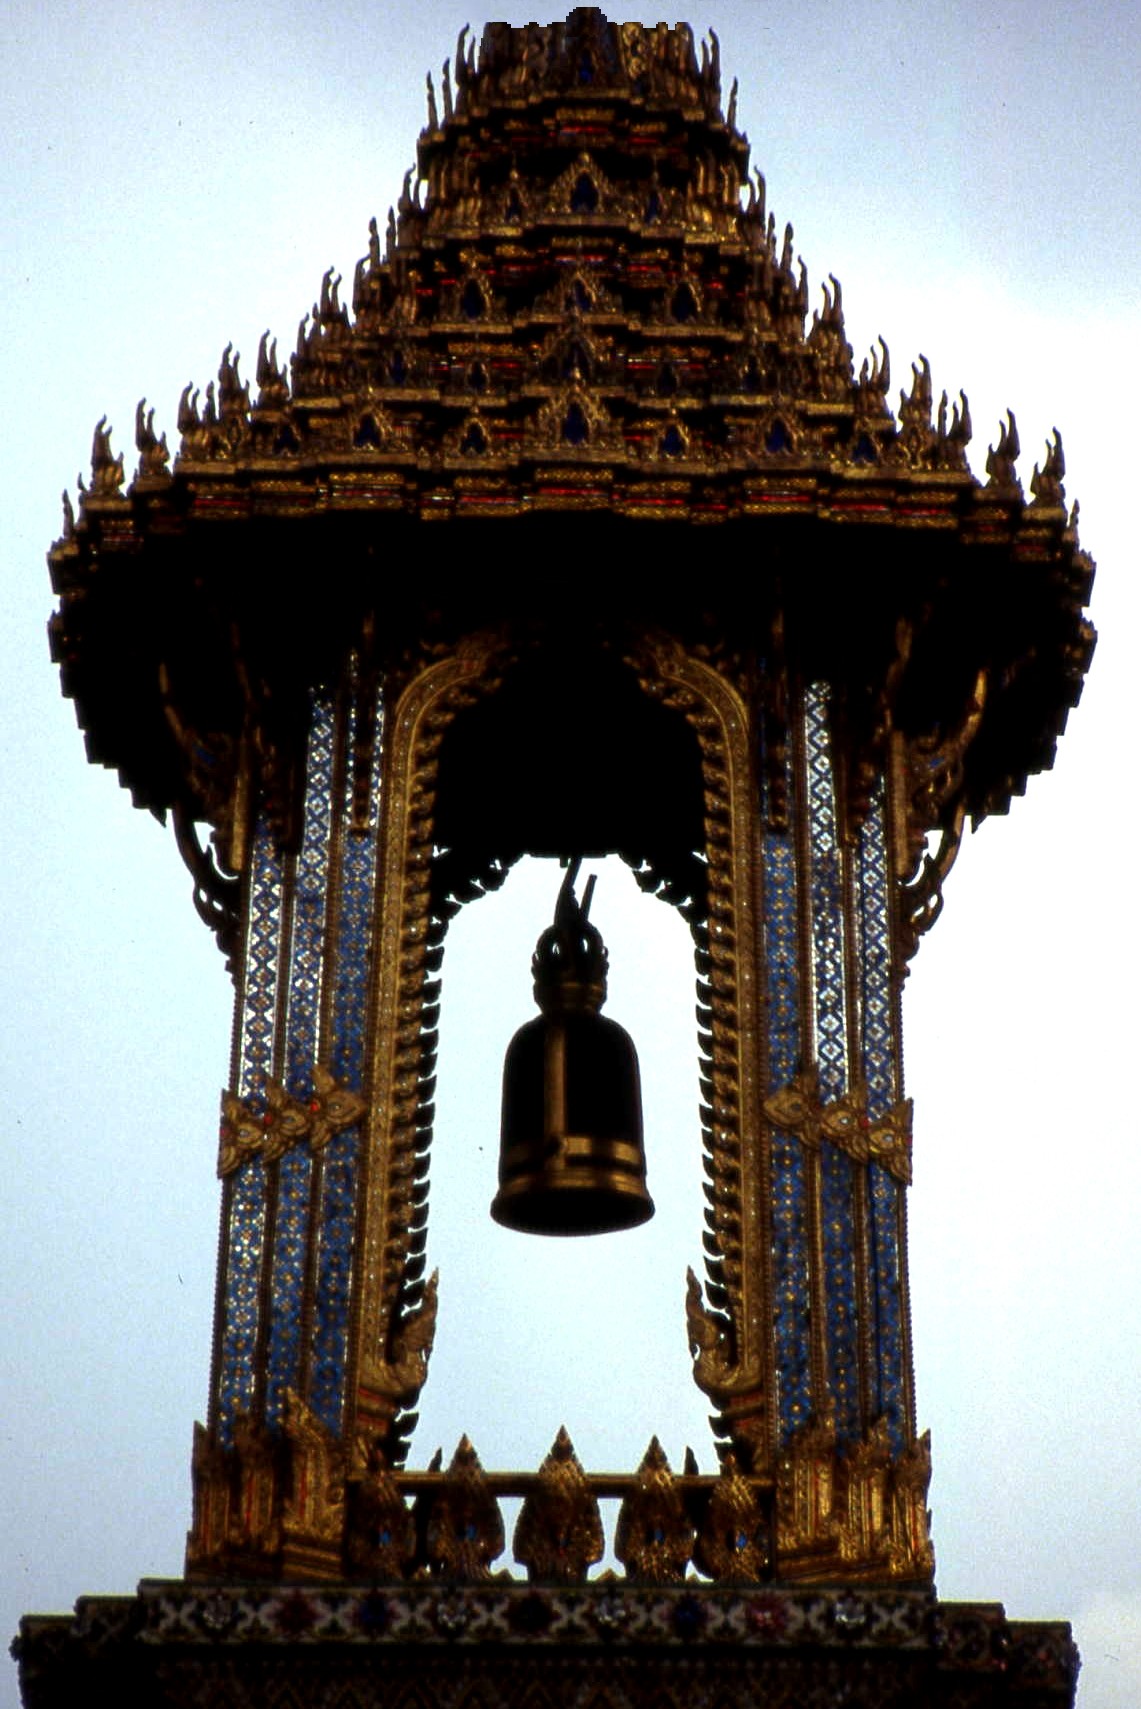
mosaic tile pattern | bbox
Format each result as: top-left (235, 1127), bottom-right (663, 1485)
top-left (311, 689), bottom-right (385, 1431)
top-left (760, 723), bottom-right (812, 1440)
top-left (857, 795), bottom-right (905, 1448)
top-left (856, 797), bottom-right (895, 1122)
top-left (283, 699), bottom-right (336, 1099)
top-left (25, 1584), bottom-right (1079, 1709)
top-left (214, 690), bottom-right (383, 1439)
top-left (216, 823), bottom-right (283, 1440)
top-left (142, 1581), bottom-right (936, 1651)
top-left (803, 686), bottom-right (848, 1105)
top-left (868, 1158), bottom-right (904, 1448)
top-left (216, 1158), bottom-right (269, 1439)
top-left (819, 1142), bottom-right (860, 1444)
top-left (309, 1127), bottom-right (361, 1431)
top-left (265, 703), bottom-right (335, 1426)
top-left (803, 685), bottom-right (859, 1444)
top-left (328, 690), bottom-right (383, 1091)
top-left (770, 1116), bottom-right (813, 1440)
top-left (264, 1145), bottom-right (315, 1426)
top-left (763, 839), bottom-right (800, 1089)
top-left (237, 821), bottom-right (286, 1098)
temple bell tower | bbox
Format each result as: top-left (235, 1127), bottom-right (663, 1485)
top-left (20, 12), bottom-right (1093, 1707)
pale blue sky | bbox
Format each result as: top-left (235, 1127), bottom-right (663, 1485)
top-left (2, 5), bottom-right (1138, 1706)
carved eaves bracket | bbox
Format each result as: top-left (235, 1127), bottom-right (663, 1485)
top-left (890, 668), bottom-right (986, 963)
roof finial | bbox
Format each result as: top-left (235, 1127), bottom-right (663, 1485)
top-left (985, 410), bottom-right (1022, 490)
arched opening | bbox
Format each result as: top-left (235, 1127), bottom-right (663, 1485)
top-left (412, 855), bottom-right (711, 1516)
top-left (571, 172), bottom-right (599, 213)
top-left (460, 419), bottom-right (488, 455)
top-left (409, 637), bottom-right (717, 1550)
top-left (671, 282), bottom-right (698, 324)
top-left (563, 401), bottom-right (589, 447)
top-left (461, 278), bottom-right (487, 321)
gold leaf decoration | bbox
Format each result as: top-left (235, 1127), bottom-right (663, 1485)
top-left (868, 1100), bottom-right (913, 1185)
top-left (305, 1063), bottom-right (368, 1154)
top-left (218, 1091), bottom-right (263, 1177)
top-left (282, 1389), bottom-right (346, 1551)
top-left (614, 1437), bottom-right (694, 1584)
top-left (425, 1437), bottom-right (504, 1581)
top-left (693, 1453), bottom-right (770, 1583)
top-left (513, 1427), bottom-right (604, 1584)
top-left (344, 1440), bottom-right (417, 1580)
top-left (216, 1068), bottom-right (367, 1176)
top-left (259, 1078), bottom-right (311, 1163)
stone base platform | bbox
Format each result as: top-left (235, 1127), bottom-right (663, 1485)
top-left (15, 1581), bottom-right (1078, 1709)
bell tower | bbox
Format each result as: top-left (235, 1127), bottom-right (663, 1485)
top-left (20, 11), bottom-right (1092, 1707)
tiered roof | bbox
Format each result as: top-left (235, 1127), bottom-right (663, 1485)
top-left (49, 8), bottom-right (1093, 831)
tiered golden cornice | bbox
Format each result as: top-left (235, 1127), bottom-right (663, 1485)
top-left (49, 12), bottom-right (1093, 875)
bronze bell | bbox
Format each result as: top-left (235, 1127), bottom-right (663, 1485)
top-left (491, 861), bottom-right (654, 1236)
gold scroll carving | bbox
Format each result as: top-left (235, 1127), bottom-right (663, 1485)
top-left (764, 1070), bottom-right (913, 1186)
top-left (631, 634), bottom-right (771, 1466)
top-left (280, 1391), bottom-right (347, 1580)
top-left (352, 634), bottom-right (508, 1463)
top-left (775, 1414), bottom-right (934, 1583)
top-left (217, 1065), bottom-right (367, 1176)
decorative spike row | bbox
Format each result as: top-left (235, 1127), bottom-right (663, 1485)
top-left (692, 1453), bottom-right (770, 1582)
top-left (857, 336), bottom-right (890, 399)
top-left (345, 1438), bottom-right (417, 1577)
top-left (334, 1432), bottom-right (786, 1586)
top-left (255, 332), bottom-right (289, 408)
top-left (88, 119), bottom-right (999, 501)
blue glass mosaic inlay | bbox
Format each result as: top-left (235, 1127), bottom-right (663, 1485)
top-left (264, 702), bottom-right (335, 1427)
top-left (761, 712), bottom-right (812, 1440)
top-left (311, 688), bottom-right (384, 1431)
top-left (858, 792), bottom-right (905, 1448)
top-left (804, 685), bottom-right (859, 1443)
top-left (217, 821), bottom-right (283, 1441)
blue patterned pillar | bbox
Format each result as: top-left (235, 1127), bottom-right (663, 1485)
top-left (761, 682), bottom-right (914, 1459)
top-left (210, 688), bottom-right (382, 1446)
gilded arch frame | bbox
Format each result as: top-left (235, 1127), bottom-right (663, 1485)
top-left (345, 625), bottom-right (774, 1472)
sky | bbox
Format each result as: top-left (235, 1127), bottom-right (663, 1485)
top-left (1, 3), bottom-right (1138, 1706)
